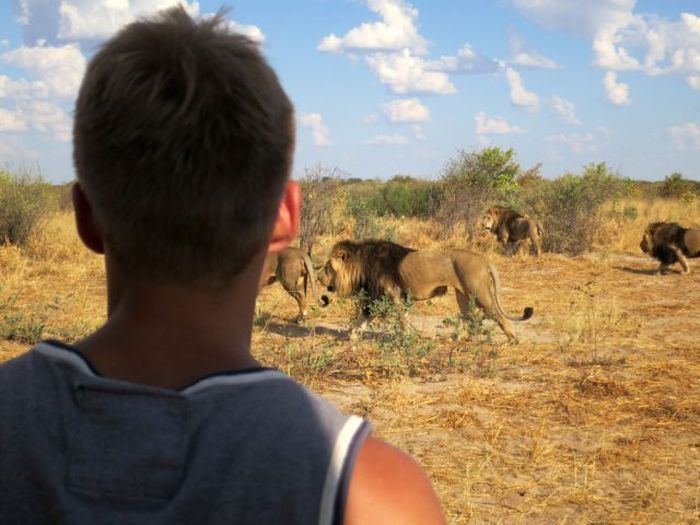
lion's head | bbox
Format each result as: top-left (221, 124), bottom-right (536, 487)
top-left (640, 222), bottom-right (666, 254)
top-left (318, 240), bottom-right (414, 303)
top-left (317, 241), bottom-right (363, 298)
top-left (481, 208), bottom-right (498, 231)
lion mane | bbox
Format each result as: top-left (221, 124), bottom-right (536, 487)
top-left (640, 221), bottom-right (700, 274)
top-left (482, 205), bottom-right (543, 256)
top-left (318, 239), bottom-right (533, 342)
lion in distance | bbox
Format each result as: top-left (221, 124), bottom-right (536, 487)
top-left (640, 221), bottom-right (700, 275)
top-left (482, 205), bottom-right (543, 256)
top-left (318, 239), bottom-right (533, 342)
top-left (260, 247), bottom-right (324, 321)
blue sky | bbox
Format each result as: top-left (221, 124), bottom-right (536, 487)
top-left (0, 0), bottom-right (698, 183)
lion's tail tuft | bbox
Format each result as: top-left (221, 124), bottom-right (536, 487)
top-left (488, 261), bottom-right (534, 322)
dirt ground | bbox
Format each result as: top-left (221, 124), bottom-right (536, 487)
top-left (254, 250), bottom-right (700, 524)
top-left (0, 213), bottom-right (698, 523)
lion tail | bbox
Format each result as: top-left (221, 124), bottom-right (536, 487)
top-left (301, 252), bottom-right (323, 306)
top-left (487, 262), bottom-right (533, 322)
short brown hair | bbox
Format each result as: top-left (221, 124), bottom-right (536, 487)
top-left (73, 7), bottom-right (294, 284)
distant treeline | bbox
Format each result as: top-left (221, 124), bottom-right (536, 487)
top-left (0, 148), bottom-right (697, 255)
top-left (300, 147), bottom-right (699, 255)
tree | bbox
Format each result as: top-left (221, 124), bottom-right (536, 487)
top-left (298, 165), bottom-right (341, 256)
top-left (661, 172), bottom-right (695, 199)
top-left (436, 147), bottom-right (521, 239)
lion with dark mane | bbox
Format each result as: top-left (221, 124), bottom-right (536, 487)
top-left (640, 221), bottom-right (700, 275)
top-left (260, 247), bottom-right (323, 321)
top-left (482, 205), bottom-right (543, 256)
top-left (318, 239), bottom-right (533, 342)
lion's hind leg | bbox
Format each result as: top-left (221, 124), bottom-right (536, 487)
top-left (671, 247), bottom-right (690, 274)
top-left (529, 225), bottom-right (542, 256)
top-left (456, 288), bottom-right (517, 343)
top-left (282, 275), bottom-right (308, 322)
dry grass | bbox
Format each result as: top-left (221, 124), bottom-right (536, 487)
top-left (2, 206), bottom-right (700, 524)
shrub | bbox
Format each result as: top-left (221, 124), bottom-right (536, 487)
top-left (660, 173), bottom-right (696, 199)
top-left (369, 176), bottom-right (440, 218)
top-left (535, 163), bottom-right (627, 254)
top-left (299, 165), bottom-right (342, 255)
top-left (437, 147), bottom-right (521, 240)
top-left (366, 293), bottom-right (434, 376)
top-left (347, 196), bottom-right (381, 240)
top-left (0, 168), bottom-right (55, 246)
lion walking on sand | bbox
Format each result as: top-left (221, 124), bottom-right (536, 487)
top-left (318, 239), bottom-right (533, 342)
top-left (640, 221), bottom-right (700, 275)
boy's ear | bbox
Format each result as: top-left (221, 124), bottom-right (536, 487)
top-left (72, 183), bottom-right (105, 254)
top-left (268, 180), bottom-right (301, 254)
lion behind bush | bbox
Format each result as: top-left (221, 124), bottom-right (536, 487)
top-left (481, 206), bottom-right (543, 256)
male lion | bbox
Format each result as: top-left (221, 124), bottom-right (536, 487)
top-left (482, 205), bottom-right (543, 256)
top-left (260, 247), bottom-right (323, 321)
top-left (318, 239), bottom-right (533, 342)
top-left (640, 221), bottom-right (700, 275)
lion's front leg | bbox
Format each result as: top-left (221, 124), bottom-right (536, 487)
top-left (655, 261), bottom-right (670, 275)
top-left (349, 312), bottom-right (370, 340)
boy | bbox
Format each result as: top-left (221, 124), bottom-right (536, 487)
top-left (0, 7), bottom-right (445, 524)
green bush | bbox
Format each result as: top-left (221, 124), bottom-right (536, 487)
top-left (0, 168), bottom-right (55, 246)
top-left (368, 176), bottom-right (440, 218)
top-left (535, 163), bottom-right (627, 254)
top-left (437, 147), bottom-right (521, 239)
top-left (347, 196), bottom-right (380, 240)
top-left (660, 173), bottom-right (697, 199)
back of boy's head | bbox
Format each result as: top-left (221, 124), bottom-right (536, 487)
top-left (74, 6), bottom-right (294, 284)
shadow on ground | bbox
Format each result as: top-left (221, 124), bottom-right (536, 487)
top-left (613, 266), bottom-right (684, 276)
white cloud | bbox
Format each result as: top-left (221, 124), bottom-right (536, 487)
top-left (366, 133), bottom-right (408, 145)
top-left (298, 113), bottom-right (331, 146)
top-left (512, 1), bottom-right (700, 84)
top-left (318, 1), bottom-right (502, 96)
top-left (57, 0), bottom-right (200, 40)
top-left (429, 44), bottom-right (502, 74)
top-left (668, 122), bottom-right (700, 151)
top-left (505, 67), bottom-right (539, 111)
top-left (474, 111), bottom-right (523, 135)
top-left (318, 0), bottom-right (427, 55)
top-left (224, 20), bottom-right (265, 45)
top-left (27, 100), bottom-right (71, 141)
top-left (0, 100), bottom-right (71, 140)
top-left (508, 33), bottom-right (559, 69)
top-left (366, 50), bottom-right (456, 94)
top-left (547, 132), bottom-right (597, 155)
top-left (688, 75), bottom-right (700, 90)
top-left (551, 95), bottom-right (581, 125)
top-left (603, 71), bottom-right (631, 105)
top-left (512, 0), bottom-right (636, 39)
top-left (381, 98), bottom-right (429, 123)
top-left (0, 75), bottom-right (49, 99)
top-left (411, 124), bottom-right (426, 140)
top-left (0, 108), bottom-right (28, 132)
top-left (1, 44), bottom-right (86, 98)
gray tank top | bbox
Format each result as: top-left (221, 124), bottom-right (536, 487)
top-left (0, 341), bottom-right (370, 525)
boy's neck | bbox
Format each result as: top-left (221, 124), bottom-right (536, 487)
top-left (75, 256), bottom-right (265, 390)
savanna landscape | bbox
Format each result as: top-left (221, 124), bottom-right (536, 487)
top-left (0, 150), bottom-right (699, 524)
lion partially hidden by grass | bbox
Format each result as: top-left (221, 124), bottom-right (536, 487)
top-left (640, 221), bottom-right (700, 275)
top-left (318, 239), bottom-right (533, 342)
top-left (482, 205), bottom-right (543, 256)
top-left (260, 247), bottom-right (323, 321)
